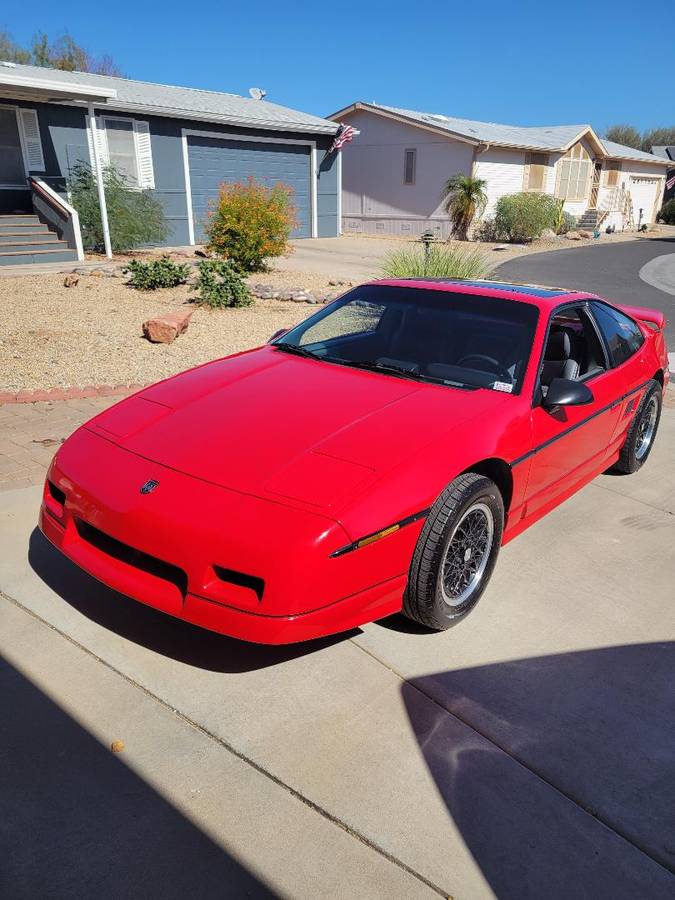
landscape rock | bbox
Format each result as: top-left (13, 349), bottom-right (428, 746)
top-left (566, 231), bottom-right (582, 241)
top-left (63, 274), bottom-right (79, 288)
top-left (540, 228), bottom-right (557, 240)
top-left (577, 230), bottom-right (593, 239)
top-left (142, 309), bottom-right (193, 344)
top-left (194, 248), bottom-right (210, 258)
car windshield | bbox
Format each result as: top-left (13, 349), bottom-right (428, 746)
top-left (274, 284), bottom-right (539, 393)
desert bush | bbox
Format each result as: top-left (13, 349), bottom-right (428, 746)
top-left (190, 259), bottom-right (252, 308)
top-left (124, 257), bottom-right (190, 290)
top-left (473, 217), bottom-right (501, 242)
top-left (206, 177), bottom-right (297, 272)
top-left (68, 162), bottom-right (168, 252)
top-left (494, 192), bottom-right (558, 242)
top-left (378, 244), bottom-right (493, 279)
top-left (658, 199), bottom-right (675, 225)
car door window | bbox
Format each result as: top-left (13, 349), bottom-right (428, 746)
top-left (539, 306), bottom-right (606, 395)
top-left (590, 302), bottom-right (644, 366)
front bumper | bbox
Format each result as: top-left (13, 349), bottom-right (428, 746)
top-left (39, 428), bottom-right (411, 643)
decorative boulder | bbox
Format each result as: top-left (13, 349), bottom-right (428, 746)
top-left (577, 230), bottom-right (593, 239)
top-left (63, 274), bottom-right (79, 287)
top-left (143, 309), bottom-right (193, 344)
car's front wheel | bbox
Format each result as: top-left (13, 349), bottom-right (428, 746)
top-left (403, 473), bottom-right (504, 631)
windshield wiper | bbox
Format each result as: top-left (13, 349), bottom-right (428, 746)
top-left (273, 343), bottom-right (321, 360)
top-left (341, 359), bottom-right (431, 381)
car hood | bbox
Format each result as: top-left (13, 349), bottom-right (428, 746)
top-left (86, 347), bottom-right (505, 512)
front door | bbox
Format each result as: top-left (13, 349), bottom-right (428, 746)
top-left (0, 107), bottom-right (26, 188)
top-left (589, 162), bottom-right (602, 209)
top-left (524, 304), bottom-right (620, 519)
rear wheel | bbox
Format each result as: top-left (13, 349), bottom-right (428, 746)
top-left (612, 380), bottom-right (662, 474)
top-left (403, 473), bottom-right (503, 631)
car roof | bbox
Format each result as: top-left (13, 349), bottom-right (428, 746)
top-left (370, 278), bottom-right (593, 310)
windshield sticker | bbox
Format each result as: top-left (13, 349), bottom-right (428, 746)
top-left (493, 381), bottom-right (513, 393)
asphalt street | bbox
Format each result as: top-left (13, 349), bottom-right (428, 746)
top-left (495, 236), bottom-right (675, 348)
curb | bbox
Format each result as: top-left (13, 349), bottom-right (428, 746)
top-left (0, 384), bottom-right (145, 405)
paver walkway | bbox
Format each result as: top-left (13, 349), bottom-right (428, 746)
top-left (0, 397), bottom-right (114, 490)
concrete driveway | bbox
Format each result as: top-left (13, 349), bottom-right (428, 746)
top-left (495, 235), bottom-right (675, 350)
top-left (1, 390), bottom-right (674, 898)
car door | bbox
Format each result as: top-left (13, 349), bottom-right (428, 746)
top-left (524, 302), bottom-right (621, 519)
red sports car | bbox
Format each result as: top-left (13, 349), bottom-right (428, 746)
top-left (40, 279), bottom-right (669, 643)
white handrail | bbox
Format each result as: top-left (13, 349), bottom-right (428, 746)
top-left (31, 177), bottom-right (84, 262)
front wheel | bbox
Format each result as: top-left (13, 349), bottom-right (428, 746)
top-left (403, 473), bottom-right (504, 631)
top-left (612, 380), bottom-right (662, 475)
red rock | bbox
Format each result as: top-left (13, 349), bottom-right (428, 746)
top-left (63, 274), bottom-right (79, 287)
top-left (143, 309), bottom-right (193, 344)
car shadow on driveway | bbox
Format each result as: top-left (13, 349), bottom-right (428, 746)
top-left (28, 529), bottom-right (357, 674)
top-left (0, 655), bottom-right (273, 898)
top-left (402, 642), bottom-right (675, 898)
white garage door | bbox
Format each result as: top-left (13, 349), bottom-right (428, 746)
top-left (629, 177), bottom-right (660, 225)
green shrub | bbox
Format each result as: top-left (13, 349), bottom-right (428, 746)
top-left (124, 257), bottom-right (190, 290)
top-left (378, 244), bottom-right (494, 279)
top-left (494, 192), bottom-right (558, 242)
top-left (473, 217), bottom-right (501, 242)
top-left (205, 177), bottom-right (297, 272)
top-left (68, 162), bottom-right (168, 252)
top-left (658, 198), bottom-right (675, 225)
top-left (190, 259), bottom-right (252, 308)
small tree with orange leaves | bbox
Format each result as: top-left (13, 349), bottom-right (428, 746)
top-left (205, 177), bottom-right (297, 272)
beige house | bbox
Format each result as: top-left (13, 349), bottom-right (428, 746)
top-left (330, 102), bottom-right (671, 238)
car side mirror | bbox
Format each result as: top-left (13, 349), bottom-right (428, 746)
top-left (269, 328), bottom-right (289, 343)
top-left (542, 377), bottom-right (594, 409)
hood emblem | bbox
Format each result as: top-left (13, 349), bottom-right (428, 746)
top-left (140, 479), bottom-right (159, 494)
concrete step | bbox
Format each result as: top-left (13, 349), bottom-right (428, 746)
top-left (0, 231), bottom-right (56, 245)
top-left (0, 239), bottom-right (69, 254)
top-left (0, 215), bottom-right (41, 226)
top-left (0, 248), bottom-right (78, 266)
top-left (0, 224), bottom-right (49, 235)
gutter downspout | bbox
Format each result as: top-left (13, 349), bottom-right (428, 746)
top-left (87, 102), bottom-right (112, 260)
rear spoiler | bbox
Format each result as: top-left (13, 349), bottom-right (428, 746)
top-left (617, 304), bottom-right (666, 332)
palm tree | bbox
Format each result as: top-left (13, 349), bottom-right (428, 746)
top-left (442, 174), bottom-right (488, 240)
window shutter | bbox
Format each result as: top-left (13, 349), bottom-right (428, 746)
top-left (18, 109), bottom-right (45, 171)
top-left (133, 120), bottom-right (155, 189)
top-left (86, 115), bottom-right (109, 174)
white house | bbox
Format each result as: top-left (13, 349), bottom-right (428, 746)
top-left (330, 102), bottom-right (670, 238)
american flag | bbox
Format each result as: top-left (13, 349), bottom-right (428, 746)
top-left (667, 172), bottom-right (675, 191)
top-left (330, 123), bottom-right (355, 153)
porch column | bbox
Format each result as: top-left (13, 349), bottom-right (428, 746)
top-left (87, 102), bottom-right (112, 260)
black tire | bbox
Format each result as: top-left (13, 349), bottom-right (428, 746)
top-left (403, 473), bottom-right (504, 631)
top-left (612, 380), bottom-right (662, 475)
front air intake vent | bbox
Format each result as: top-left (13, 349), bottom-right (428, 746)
top-left (213, 566), bottom-right (265, 602)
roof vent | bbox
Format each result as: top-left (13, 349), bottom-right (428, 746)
top-left (0, 60), bottom-right (17, 68)
top-left (248, 87), bottom-right (267, 101)
top-left (427, 113), bottom-right (450, 121)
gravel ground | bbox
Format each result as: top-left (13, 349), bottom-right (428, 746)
top-left (0, 270), bottom-right (329, 392)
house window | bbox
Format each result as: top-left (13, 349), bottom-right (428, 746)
top-left (403, 148), bottom-right (416, 185)
top-left (556, 142), bottom-right (592, 201)
top-left (604, 164), bottom-right (621, 187)
top-left (104, 118), bottom-right (139, 186)
top-left (525, 152), bottom-right (549, 192)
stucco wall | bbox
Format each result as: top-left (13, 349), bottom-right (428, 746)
top-left (339, 109), bottom-right (474, 237)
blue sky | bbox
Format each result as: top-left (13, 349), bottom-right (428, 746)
top-left (3, 1), bottom-right (670, 131)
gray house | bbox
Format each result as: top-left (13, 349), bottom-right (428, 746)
top-left (0, 61), bottom-right (340, 266)
top-left (651, 146), bottom-right (675, 204)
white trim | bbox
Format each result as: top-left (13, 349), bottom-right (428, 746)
top-left (101, 114), bottom-right (139, 186)
top-left (0, 72), bottom-right (116, 101)
top-left (310, 145), bottom-right (318, 238)
top-left (88, 103), bottom-right (112, 259)
top-left (181, 128), bottom-right (318, 243)
top-left (337, 150), bottom-right (342, 235)
top-left (180, 130), bottom-right (195, 245)
top-left (31, 177), bottom-right (84, 261)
